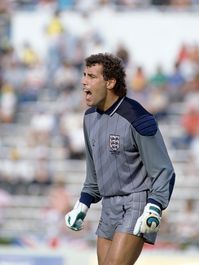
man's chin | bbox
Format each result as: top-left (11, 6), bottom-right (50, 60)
top-left (86, 101), bottom-right (95, 107)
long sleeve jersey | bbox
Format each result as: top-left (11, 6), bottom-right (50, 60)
top-left (81, 96), bottom-right (175, 210)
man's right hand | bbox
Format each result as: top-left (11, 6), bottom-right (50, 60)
top-left (65, 200), bottom-right (88, 231)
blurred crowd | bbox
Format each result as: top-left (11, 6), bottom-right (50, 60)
top-left (1, 0), bottom-right (199, 12)
top-left (0, 1), bottom-right (199, 250)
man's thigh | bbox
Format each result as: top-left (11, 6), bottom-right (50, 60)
top-left (97, 232), bottom-right (144, 265)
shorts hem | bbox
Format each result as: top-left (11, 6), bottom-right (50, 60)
top-left (96, 229), bottom-right (156, 245)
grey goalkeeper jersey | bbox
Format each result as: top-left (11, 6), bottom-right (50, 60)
top-left (81, 97), bottom-right (175, 210)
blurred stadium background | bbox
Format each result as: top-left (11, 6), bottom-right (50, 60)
top-left (0, 0), bottom-right (199, 264)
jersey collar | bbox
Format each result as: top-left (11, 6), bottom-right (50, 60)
top-left (96, 97), bottom-right (125, 116)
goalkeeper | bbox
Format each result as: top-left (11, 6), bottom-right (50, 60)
top-left (65, 53), bottom-right (175, 265)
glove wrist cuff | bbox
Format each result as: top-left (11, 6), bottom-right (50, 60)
top-left (146, 203), bottom-right (161, 216)
top-left (74, 200), bottom-right (88, 214)
top-left (147, 198), bottom-right (162, 210)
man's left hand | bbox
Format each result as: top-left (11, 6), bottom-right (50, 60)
top-left (133, 203), bottom-right (161, 235)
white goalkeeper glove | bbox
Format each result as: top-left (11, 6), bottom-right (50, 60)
top-left (133, 203), bottom-right (161, 235)
top-left (65, 200), bottom-right (88, 231)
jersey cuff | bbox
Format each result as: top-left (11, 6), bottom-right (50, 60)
top-left (80, 192), bottom-right (94, 208)
top-left (147, 198), bottom-right (163, 210)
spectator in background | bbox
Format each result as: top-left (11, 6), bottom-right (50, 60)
top-left (191, 43), bottom-right (199, 65)
top-left (0, 0), bottom-right (11, 51)
top-left (57, 34), bottom-right (85, 72)
top-left (116, 43), bottom-right (130, 68)
top-left (3, 57), bottom-right (25, 95)
top-left (178, 45), bottom-right (199, 84)
top-left (45, 9), bottom-right (66, 93)
top-left (0, 188), bottom-right (12, 226)
top-left (30, 157), bottom-right (52, 195)
top-left (188, 72), bottom-right (199, 93)
top-left (19, 61), bottom-right (47, 103)
top-left (53, 60), bottom-right (79, 94)
top-left (46, 10), bottom-right (64, 37)
top-left (75, 0), bottom-right (99, 13)
top-left (71, 38), bottom-right (85, 71)
top-left (189, 125), bottom-right (199, 174)
top-left (130, 65), bottom-right (148, 107)
top-left (151, 0), bottom-right (170, 6)
top-left (148, 64), bottom-right (169, 120)
top-left (48, 181), bottom-right (72, 216)
top-left (150, 64), bottom-right (168, 89)
top-left (131, 66), bottom-right (148, 93)
top-left (0, 81), bottom-right (17, 123)
top-left (59, 109), bottom-right (85, 159)
top-left (170, 0), bottom-right (193, 9)
top-left (172, 96), bottom-right (199, 149)
top-left (57, 0), bottom-right (75, 10)
top-left (43, 181), bottom-right (72, 247)
top-left (147, 87), bottom-right (169, 120)
top-left (174, 198), bottom-right (199, 248)
top-left (176, 43), bottom-right (190, 65)
top-left (181, 98), bottom-right (199, 144)
top-left (21, 42), bottom-right (39, 67)
top-left (167, 61), bottom-right (186, 102)
top-left (85, 31), bottom-right (106, 56)
top-left (29, 108), bottom-right (55, 146)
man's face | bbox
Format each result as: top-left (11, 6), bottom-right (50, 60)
top-left (81, 64), bottom-right (108, 110)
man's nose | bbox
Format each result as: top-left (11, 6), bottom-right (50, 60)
top-left (81, 76), bottom-right (88, 86)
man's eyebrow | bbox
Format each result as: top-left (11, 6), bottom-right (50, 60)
top-left (88, 73), bottom-right (97, 78)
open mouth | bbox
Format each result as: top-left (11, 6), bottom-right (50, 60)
top-left (84, 89), bottom-right (92, 96)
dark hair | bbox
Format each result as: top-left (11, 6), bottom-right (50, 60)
top-left (85, 53), bottom-right (127, 97)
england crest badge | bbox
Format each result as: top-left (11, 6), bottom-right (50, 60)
top-left (109, 134), bottom-right (120, 153)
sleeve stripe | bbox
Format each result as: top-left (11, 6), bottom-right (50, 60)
top-left (132, 115), bottom-right (158, 136)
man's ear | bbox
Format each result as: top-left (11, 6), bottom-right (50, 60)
top-left (107, 79), bottom-right (116, 90)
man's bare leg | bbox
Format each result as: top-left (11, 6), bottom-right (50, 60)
top-left (97, 232), bottom-right (144, 265)
top-left (97, 237), bottom-right (112, 265)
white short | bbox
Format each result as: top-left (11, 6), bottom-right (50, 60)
top-left (96, 191), bottom-right (157, 244)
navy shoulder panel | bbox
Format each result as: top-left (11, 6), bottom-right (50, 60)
top-left (117, 97), bottom-right (158, 136)
top-left (85, 107), bottom-right (96, 115)
top-left (132, 114), bottom-right (158, 136)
